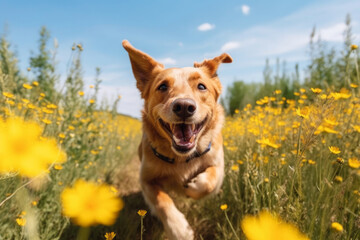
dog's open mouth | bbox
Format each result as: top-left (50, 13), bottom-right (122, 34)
top-left (159, 117), bottom-right (207, 153)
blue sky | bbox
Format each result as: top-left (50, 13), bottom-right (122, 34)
top-left (1, 0), bottom-right (360, 117)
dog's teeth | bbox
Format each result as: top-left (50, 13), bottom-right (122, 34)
top-left (189, 134), bottom-right (195, 143)
top-left (191, 124), bottom-right (195, 131)
top-left (174, 136), bottom-right (181, 145)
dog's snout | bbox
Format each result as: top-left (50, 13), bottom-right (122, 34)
top-left (172, 98), bottom-right (197, 118)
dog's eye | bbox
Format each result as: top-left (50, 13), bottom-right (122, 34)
top-left (197, 83), bottom-right (207, 91)
top-left (157, 83), bottom-right (168, 91)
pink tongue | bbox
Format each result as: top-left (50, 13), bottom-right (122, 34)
top-left (173, 124), bottom-right (193, 141)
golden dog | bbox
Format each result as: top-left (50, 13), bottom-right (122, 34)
top-left (122, 40), bottom-right (232, 240)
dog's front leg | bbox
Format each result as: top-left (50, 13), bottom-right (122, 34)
top-left (141, 180), bottom-right (194, 240)
top-left (184, 165), bottom-right (224, 199)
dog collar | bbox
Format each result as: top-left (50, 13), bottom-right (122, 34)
top-left (151, 142), bottom-right (212, 164)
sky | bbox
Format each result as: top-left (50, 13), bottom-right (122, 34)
top-left (1, 0), bottom-right (360, 118)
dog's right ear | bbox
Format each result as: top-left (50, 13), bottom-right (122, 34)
top-left (122, 40), bottom-right (164, 94)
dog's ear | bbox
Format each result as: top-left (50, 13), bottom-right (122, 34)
top-left (194, 53), bottom-right (232, 77)
top-left (122, 40), bottom-right (164, 94)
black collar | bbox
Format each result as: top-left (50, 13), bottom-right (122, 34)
top-left (151, 142), bottom-right (212, 164)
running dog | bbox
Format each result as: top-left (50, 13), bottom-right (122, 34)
top-left (122, 40), bottom-right (232, 240)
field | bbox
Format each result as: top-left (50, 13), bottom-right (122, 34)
top-left (0, 32), bottom-right (360, 240)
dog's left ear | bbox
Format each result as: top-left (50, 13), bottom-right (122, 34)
top-left (194, 53), bottom-right (232, 77)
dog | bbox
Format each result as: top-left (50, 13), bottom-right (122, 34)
top-left (122, 40), bottom-right (232, 240)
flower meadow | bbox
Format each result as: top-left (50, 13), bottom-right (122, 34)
top-left (0, 26), bottom-right (359, 240)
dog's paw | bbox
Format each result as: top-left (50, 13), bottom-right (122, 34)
top-left (184, 172), bottom-right (214, 199)
top-left (164, 211), bottom-right (194, 240)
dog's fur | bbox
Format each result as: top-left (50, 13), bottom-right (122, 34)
top-left (122, 40), bottom-right (232, 240)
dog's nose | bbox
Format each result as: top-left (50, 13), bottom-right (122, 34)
top-left (172, 98), bottom-right (197, 118)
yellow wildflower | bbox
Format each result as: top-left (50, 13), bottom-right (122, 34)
top-left (78, 91), bottom-right (85, 96)
top-left (311, 88), bottom-right (322, 94)
top-left (89, 99), bottom-right (95, 104)
top-left (137, 210), bottom-right (147, 216)
top-left (328, 146), bottom-right (341, 154)
top-left (2, 92), bottom-right (15, 99)
top-left (220, 204), bottom-right (228, 211)
top-left (349, 157), bottom-right (360, 169)
top-left (54, 164), bottom-right (63, 170)
top-left (32, 81), bottom-right (39, 86)
top-left (0, 118), bottom-right (66, 177)
top-left (334, 176), bottom-right (343, 183)
top-left (241, 211), bottom-right (309, 240)
top-left (296, 107), bottom-right (310, 119)
top-left (42, 119), bottom-right (52, 125)
top-left (308, 160), bottom-right (316, 165)
top-left (31, 201), bottom-right (38, 206)
top-left (331, 222), bottom-right (343, 232)
top-left (23, 83), bottom-right (32, 89)
top-left (264, 178), bottom-right (269, 183)
top-left (105, 232), bottom-right (116, 240)
top-left (61, 179), bottom-right (123, 227)
top-left (59, 133), bottom-right (66, 139)
top-left (231, 164), bottom-right (239, 171)
top-left (350, 83), bottom-right (358, 88)
top-left (89, 85), bottom-right (94, 89)
top-left (351, 44), bottom-right (358, 50)
top-left (27, 67), bottom-right (31, 71)
top-left (16, 218), bottom-right (26, 226)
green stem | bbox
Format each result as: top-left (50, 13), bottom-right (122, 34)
top-left (140, 216), bottom-right (144, 240)
top-left (224, 211), bottom-right (240, 240)
top-left (76, 227), bottom-right (90, 240)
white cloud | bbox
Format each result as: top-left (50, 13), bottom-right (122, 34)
top-left (198, 23), bottom-right (215, 31)
top-left (319, 23), bottom-right (347, 42)
top-left (242, 5), bottom-right (250, 15)
top-left (158, 57), bottom-right (177, 65)
top-left (221, 41), bottom-right (241, 51)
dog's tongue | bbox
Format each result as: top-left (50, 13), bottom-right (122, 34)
top-left (173, 124), bottom-right (194, 143)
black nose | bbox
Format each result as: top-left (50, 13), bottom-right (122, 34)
top-left (172, 98), bottom-right (197, 118)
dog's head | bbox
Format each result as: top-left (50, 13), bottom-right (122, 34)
top-left (123, 40), bottom-right (232, 156)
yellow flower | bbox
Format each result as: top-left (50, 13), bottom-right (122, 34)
top-left (78, 91), bottom-right (85, 96)
top-left (89, 85), bottom-right (94, 89)
top-left (331, 222), bottom-right (343, 232)
top-left (105, 232), bottom-right (116, 240)
top-left (334, 176), bottom-right (343, 183)
top-left (237, 160), bottom-right (244, 165)
top-left (311, 88), bottom-right (322, 94)
top-left (59, 133), bottom-right (66, 139)
top-left (349, 157), bottom-right (360, 169)
top-left (296, 107), bottom-right (310, 119)
top-left (329, 146), bottom-right (341, 154)
top-left (350, 83), bottom-right (358, 88)
top-left (23, 83), bottom-right (32, 90)
top-left (16, 218), bottom-right (26, 226)
top-left (61, 179), bottom-right (124, 227)
top-left (264, 178), bottom-right (269, 183)
top-left (89, 99), bottom-right (95, 104)
top-left (32, 81), bottom-right (39, 86)
top-left (40, 93), bottom-right (46, 98)
top-left (231, 164), bottom-right (239, 171)
top-left (42, 118), bottom-right (52, 125)
top-left (220, 204), bottom-right (228, 211)
top-left (137, 209), bottom-right (147, 216)
top-left (27, 67), bottom-right (31, 71)
top-left (351, 44), bottom-right (358, 50)
top-left (0, 118), bottom-right (66, 177)
top-left (308, 160), bottom-right (316, 165)
top-left (2, 92), bottom-right (15, 99)
top-left (256, 137), bottom-right (281, 149)
top-left (241, 211), bottom-right (309, 240)
top-left (54, 164), bottom-right (63, 170)
top-left (31, 201), bottom-right (38, 206)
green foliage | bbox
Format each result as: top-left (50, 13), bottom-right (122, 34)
top-left (29, 26), bottom-right (59, 101)
top-left (223, 14), bottom-right (360, 115)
